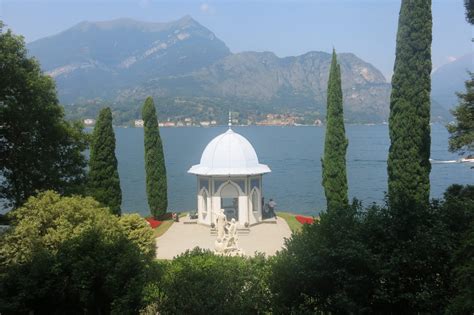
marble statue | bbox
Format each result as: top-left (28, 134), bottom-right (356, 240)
top-left (216, 208), bottom-right (227, 241)
top-left (214, 217), bottom-right (244, 256)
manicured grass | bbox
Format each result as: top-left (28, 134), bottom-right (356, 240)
top-left (151, 212), bottom-right (190, 238)
top-left (153, 219), bottom-right (174, 238)
top-left (277, 212), bottom-right (319, 233)
top-left (277, 212), bottom-right (303, 233)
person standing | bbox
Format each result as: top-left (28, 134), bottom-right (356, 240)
top-left (268, 198), bottom-right (277, 218)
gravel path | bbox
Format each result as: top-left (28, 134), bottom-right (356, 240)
top-left (156, 217), bottom-right (292, 259)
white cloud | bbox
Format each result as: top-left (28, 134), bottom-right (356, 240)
top-left (446, 56), bottom-right (457, 63)
top-left (200, 3), bottom-right (215, 14)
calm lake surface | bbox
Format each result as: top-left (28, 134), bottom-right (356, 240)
top-left (116, 124), bottom-right (472, 216)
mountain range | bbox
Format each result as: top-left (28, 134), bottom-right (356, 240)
top-left (26, 16), bottom-right (469, 124)
top-left (432, 53), bottom-right (473, 110)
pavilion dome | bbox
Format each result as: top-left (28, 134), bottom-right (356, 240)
top-left (188, 128), bottom-right (271, 176)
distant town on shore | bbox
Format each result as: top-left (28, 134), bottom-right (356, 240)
top-left (83, 113), bottom-right (332, 128)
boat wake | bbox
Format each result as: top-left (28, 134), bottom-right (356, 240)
top-left (430, 159), bottom-right (458, 164)
top-left (430, 158), bottom-right (474, 164)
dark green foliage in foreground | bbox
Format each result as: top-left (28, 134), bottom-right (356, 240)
top-left (142, 97), bottom-right (168, 218)
top-left (443, 185), bottom-right (474, 314)
top-left (321, 49), bottom-right (349, 211)
top-left (449, 223), bottom-right (474, 314)
top-left (0, 230), bottom-right (150, 314)
top-left (0, 188), bottom-right (472, 314)
top-left (88, 107), bottom-right (122, 215)
top-left (465, 0), bottom-right (474, 24)
top-left (0, 192), bottom-right (156, 314)
top-left (149, 248), bottom-right (272, 314)
top-left (387, 0), bottom-right (432, 211)
top-left (271, 201), bottom-right (377, 314)
top-left (448, 72), bottom-right (474, 154)
top-left (0, 23), bottom-right (87, 208)
top-left (447, 2), bottom-right (473, 156)
top-left (271, 185), bottom-right (474, 313)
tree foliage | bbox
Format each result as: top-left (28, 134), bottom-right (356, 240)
top-left (271, 185), bottom-right (474, 313)
top-left (321, 49), bottom-right (349, 211)
top-left (119, 213), bottom-right (155, 258)
top-left (88, 107), bottom-right (122, 215)
top-left (446, 1), bottom-right (474, 156)
top-left (447, 74), bottom-right (473, 155)
top-left (0, 23), bottom-right (87, 208)
top-left (465, 0), bottom-right (474, 24)
top-left (142, 97), bottom-right (168, 218)
top-left (0, 191), bottom-right (156, 313)
top-left (271, 202), bottom-right (377, 314)
top-left (387, 0), bottom-right (432, 211)
top-left (0, 191), bottom-right (121, 266)
top-left (152, 248), bottom-right (271, 314)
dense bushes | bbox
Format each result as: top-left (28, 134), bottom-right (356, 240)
top-left (270, 185), bottom-right (474, 314)
top-left (0, 187), bottom-right (472, 314)
top-left (149, 248), bottom-right (272, 314)
top-left (0, 191), bottom-right (156, 314)
top-left (271, 201), bottom-right (377, 313)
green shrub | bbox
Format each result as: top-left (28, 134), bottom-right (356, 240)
top-left (0, 191), bottom-right (156, 313)
top-left (152, 248), bottom-right (271, 314)
top-left (119, 213), bottom-right (155, 258)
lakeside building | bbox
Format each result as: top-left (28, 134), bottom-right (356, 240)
top-left (159, 122), bottom-right (176, 127)
top-left (188, 118), bottom-right (271, 228)
top-left (134, 119), bottom-right (144, 127)
top-left (83, 118), bottom-right (95, 126)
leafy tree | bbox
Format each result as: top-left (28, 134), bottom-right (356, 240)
top-left (448, 74), bottom-right (474, 154)
top-left (465, 0), bottom-right (474, 24)
top-left (361, 203), bottom-right (454, 312)
top-left (441, 185), bottom-right (474, 313)
top-left (387, 0), bottom-right (432, 211)
top-left (321, 49), bottom-right (349, 211)
top-left (358, 185), bottom-right (474, 313)
top-left (447, 0), bottom-right (474, 155)
top-left (0, 191), bottom-right (121, 266)
top-left (0, 22), bottom-right (87, 208)
top-left (119, 213), bottom-right (155, 258)
top-left (448, 223), bottom-right (474, 314)
top-left (0, 191), bottom-right (156, 313)
top-left (271, 202), bottom-right (376, 314)
top-left (88, 107), bottom-right (122, 214)
top-left (142, 97), bottom-right (168, 218)
top-left (153, 248), bottom-right (271, 314)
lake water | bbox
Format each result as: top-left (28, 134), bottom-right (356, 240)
top-left (115, 124), bottom-right (472, 216)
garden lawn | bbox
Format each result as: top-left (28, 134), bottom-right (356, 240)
top-left (153, 220), bottom-right (174, 238)
top-left (277, 212), bottom-right (303, 233)
top-left (277, 212), bottom-right (319, 233)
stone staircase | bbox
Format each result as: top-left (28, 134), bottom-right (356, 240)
top-left (210, 228), bottom-right (250, 236)
top-left (261, 217), bottom-right (278, 224)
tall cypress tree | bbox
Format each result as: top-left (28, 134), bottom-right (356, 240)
top-left (321, 49), bottom-right (349, 211)
top-left (387, 0), bottom-right (432, 211)
top-left (88, 107), bottom-right (122, 215)
top-left (142, 97), bottom-right (168, 218)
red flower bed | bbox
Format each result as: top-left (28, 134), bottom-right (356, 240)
top-left (146, 217), bottom-right (162, 229)
top-left (295, 215), bottom-right (314, 225)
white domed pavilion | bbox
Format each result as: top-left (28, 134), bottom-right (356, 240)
top-left (188, 121), bottom-right (271, 227)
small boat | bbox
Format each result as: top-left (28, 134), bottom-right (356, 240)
top-left (460, 155), bottom-right (474, 163)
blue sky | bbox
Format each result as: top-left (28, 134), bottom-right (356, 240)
top-left (1, 0), bottom-right (472, 79)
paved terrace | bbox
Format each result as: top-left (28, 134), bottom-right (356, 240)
top-left (156, 217), bottom-right (292, 259)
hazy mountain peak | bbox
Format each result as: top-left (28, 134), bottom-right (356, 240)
top-left (70, 16), bottom-right (204, 33)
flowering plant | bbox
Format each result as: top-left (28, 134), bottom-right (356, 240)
top-left (295, 215), bottom-right (314, 225)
